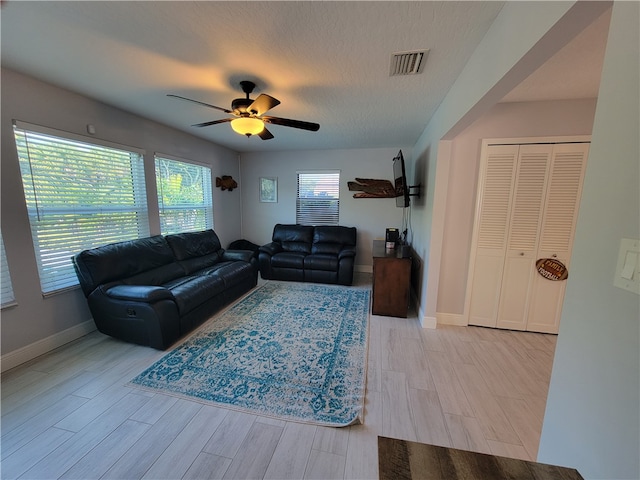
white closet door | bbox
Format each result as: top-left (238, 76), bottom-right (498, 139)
top-left (468, 145), bottom-right (518, 327)
top-left (497, 145), bottom-right (552, 330)
top-left (526, 143), bottom-right (589, 333)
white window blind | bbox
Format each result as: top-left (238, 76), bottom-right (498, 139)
top-left (296, 171), bottom-right (340, 225)
top-left (14, 122), bottom-right (149, 295)
top-left (154, 155), bottom-right (213, 235)
top-left (1, 233), bottom-right (16, 308)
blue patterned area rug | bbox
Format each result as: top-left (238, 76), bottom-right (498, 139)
top-left (129, 281), bottom-right (370, 427)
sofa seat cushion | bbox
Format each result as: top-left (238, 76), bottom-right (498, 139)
top-left (178, 252), bottom-right (222, 275)
top-left (311, 242), bottom-right (343, 256)
top-left (164, 275), bottom-right (225, 315)
top-left (208, 261), bottom-right (256, 288)
top-left (271, 252), bottom-right (306, 269)
top-left (304, 254), bottom-right (339, 272)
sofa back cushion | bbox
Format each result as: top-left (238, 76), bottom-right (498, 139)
top-left (73, 235), bottom-right (176, 297)
top-left (122, 263), bottom-right (185, 288)
top-left (273, 224), bottom-right (314, 253)
top-left (312, 226), bottom-right (357, 255)
top-left (165, 229), bottom-right (223, 274)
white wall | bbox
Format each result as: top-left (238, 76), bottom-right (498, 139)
top-left (438, 99), bottom-right (598, 319)
top-left (239, 147), bottom-right (412, 269)
top-left (408, 0), bottom-right (606, 327)
top-left (408, 0), bottom-right (637, 476)
top-left (538, 2), bottom-right (639, 478)
top-left (1, 69), bottom-right (241, 365)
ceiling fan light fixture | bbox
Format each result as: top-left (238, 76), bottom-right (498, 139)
top-left (231, 117), bottom-right (264, 137)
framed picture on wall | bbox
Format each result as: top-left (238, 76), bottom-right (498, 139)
top-left (259, 177), bottom-right (278, 203)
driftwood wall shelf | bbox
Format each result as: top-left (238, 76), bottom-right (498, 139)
top-left (347, 178), bottom-right (397, 198)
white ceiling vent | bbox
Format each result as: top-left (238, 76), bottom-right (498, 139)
top-left (390, 50), bottom-right (429, 76)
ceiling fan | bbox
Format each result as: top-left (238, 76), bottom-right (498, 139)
top-left (168, 81), bottom-right (320, 140)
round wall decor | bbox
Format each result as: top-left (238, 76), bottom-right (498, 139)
top-left (536, 258), bottom-right (569, 281)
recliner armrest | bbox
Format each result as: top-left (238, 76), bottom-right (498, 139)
top-left (259, 242), bottom-right (282, 256)
top-left (105, 285), bottom-right (174, 303)
top-left (222, 250), bottom-right (254, 263)
top-left (338, 247), bottom-right (356, 259)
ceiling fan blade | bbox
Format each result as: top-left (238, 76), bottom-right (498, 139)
top-left (191, 118), bottom-right (233, 127)
top-left (262, 116), bottom-right (320, 132)
top-left (258, 127), bottom-right (274, 140)
top-left (167, 94), bottom-right (232, 114)
top-left (247, 94), bottom-right (281, 116)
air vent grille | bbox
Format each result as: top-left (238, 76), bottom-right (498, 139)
top-left (390, 50), bottom-right (429, 76)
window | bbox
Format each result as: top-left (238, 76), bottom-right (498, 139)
top-left (14, 121), bottom-right (149, 294)
top-left (296, 171), bottom-right (340, 225)
top-left (1, 233), bottom-right (16, 307)
top-left (154, 155), bottom-right (213, 235)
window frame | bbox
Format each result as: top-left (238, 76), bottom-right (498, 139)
top-left (13, 120), bottom-right (150, 295)
top-left (1, 232), bottom-right (16, 308)
top-left (154, 153), bottom-right (214, 235)
top-left (296, 170), bottom-right (341, 226)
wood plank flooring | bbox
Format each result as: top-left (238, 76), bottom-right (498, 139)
top-left (1, 274), bottom-right (556, 479)
top-left (377, 437), bottom-right (583, 480)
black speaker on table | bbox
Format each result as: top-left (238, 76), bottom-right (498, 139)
top-left (385, 228), bottom-right (399, 249)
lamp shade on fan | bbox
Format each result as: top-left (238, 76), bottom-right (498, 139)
top-left (231, 117), bottom-right (264, 136)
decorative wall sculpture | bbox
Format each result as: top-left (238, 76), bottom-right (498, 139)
top-left (216, 175), bottom-right (238, 191)
top-left (348, 178), bottom-right (397, 198)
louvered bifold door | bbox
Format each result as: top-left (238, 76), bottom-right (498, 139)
top-left (468, 145), bottom-right (519, 327)
top-left (496, 145), bottom-right (552, 331)
top-left (526, 143), bottom-right (589, 333)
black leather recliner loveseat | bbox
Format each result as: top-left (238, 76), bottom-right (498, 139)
top-left (258, 224), bottom-right (357, 285)
top-left (73, 229), bottom-right (258, 350)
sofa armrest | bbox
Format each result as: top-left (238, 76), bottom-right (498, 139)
top-left (338, 246), bottom-right (356, 260)
top-left (259, 242), bottom-right (282, 256)
top-left (222, 249), bottom-right (254, 263)
top-left (105, 285), bottom-right (174, 303)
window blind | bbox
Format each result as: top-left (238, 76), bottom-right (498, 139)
top-left (13, 123), bottom-right (149, 294)
top-left (154, 155), bottom-right (213, 235)
top-left (296, 171), bottom-right (340, 225)
top-left (1, 233), bottom-right (16, 307)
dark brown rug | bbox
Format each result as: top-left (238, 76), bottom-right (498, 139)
top-left (378, 436), bottom-right (583, 480)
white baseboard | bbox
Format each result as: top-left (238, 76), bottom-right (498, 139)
top-left (355, 265), bottom-right (373, 274)
top-left (421, 316), bottom-right (437, 329)
top-left (413, 293), bottom-right (436, 329)
top-left (436, 312), bottom-right (467, 326)
top-left (1, 320), bottom-right (96, 372)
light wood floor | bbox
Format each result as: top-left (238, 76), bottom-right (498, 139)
top-left (1, 275), bottom-right (556, 480)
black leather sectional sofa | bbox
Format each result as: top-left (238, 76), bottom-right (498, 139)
top-left (258, 224), bottom-right (357, 285)
top-left (73, 229), bottom-right (258, 349)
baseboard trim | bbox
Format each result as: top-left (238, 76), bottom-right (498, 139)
top-left (1, 320), bottom-right (96, 372)
top-left (411, 291), bottom-right (436, 329)
top-left (436, 312), bottom-right (467, 326)
top-left (355, 264), bottom-right (373, 274)
top-left (421, 316), bottom-right (437, 329)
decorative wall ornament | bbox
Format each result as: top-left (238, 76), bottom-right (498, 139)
top-left (259, 177), bottom-right (278, 203)
top-left (347, 178), bottom-right (397, 198)
top-left (216, 175), bottom-right (238, 191)
top-left (536, 258), bottom-right (569, 281)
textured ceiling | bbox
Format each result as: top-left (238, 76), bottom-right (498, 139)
top-left (1, 1), bottom-right (608, 153)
